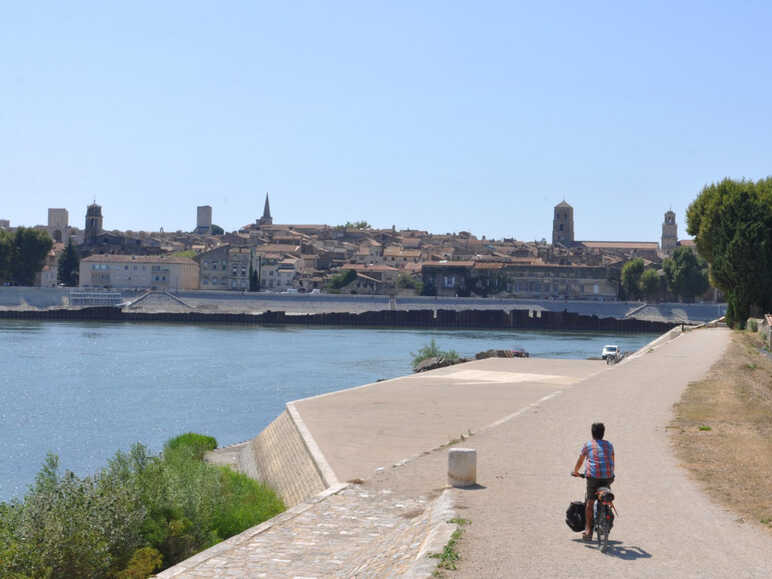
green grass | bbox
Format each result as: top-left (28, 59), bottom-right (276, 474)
top-left (430, 518), bottom-right (470, 574)
top-left (168, 250), bottom-right (197, 259)
top-left (698, 425), bottom-right (712, 431)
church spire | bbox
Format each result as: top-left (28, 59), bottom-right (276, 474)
top-left (262, 193), bottom-right (272, 221)
top-left (257, 192), bottom-right (273, 226)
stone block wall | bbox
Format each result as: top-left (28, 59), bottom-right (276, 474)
top-left (239, 409), bottom-right (326, 507)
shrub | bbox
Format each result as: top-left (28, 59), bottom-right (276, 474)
top-left (164, 433), bottom-right (217, 460)
top-left (0, 435), bottom-right (284, 578)
top-left (411, 339), bottom-right (461, 369)
top-left (748, 319), bottom-right (759, 333)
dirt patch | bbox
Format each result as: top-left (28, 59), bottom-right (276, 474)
top-left (670, 330), bottom-right (772, 530)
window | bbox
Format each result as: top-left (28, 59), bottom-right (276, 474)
top-left (125, 265), bottom-right (129, 270)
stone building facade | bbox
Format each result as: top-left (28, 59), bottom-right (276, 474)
top-left (79, 255), bottom-right (199, 290)
top-left (422, 261), bottom-right (617, 300)
top-left (198, 245), bottom-right (252, 290)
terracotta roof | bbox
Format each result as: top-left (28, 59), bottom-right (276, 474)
top-left (581, 241), bottom-right (658, 250)
top-left (254, 244), bottom-right (301, 253)
top-left (422, 261), bottom-right (475, 269)
top-left (348, 264), bottom-right (399, 272)
top-left (81, 255), bottom-right (197, 265)
top-left (678, 239), bottom-right (696, 247)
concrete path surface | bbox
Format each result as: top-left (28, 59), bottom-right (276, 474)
top-left (294, 357), bottom-right (601, 484)
top-left (366, 327), bottom-right (772, 577)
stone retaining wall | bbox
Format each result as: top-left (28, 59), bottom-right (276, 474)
top-left (236, 409), bottom-right (326, 507)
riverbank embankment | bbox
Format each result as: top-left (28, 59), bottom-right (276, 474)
top-left (0, 286), bottom-right (725, 324)
top-left (0, 305), bottom-right (676, 332)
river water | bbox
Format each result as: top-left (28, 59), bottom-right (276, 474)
top-left (0, 320), bottom-right (658, 500)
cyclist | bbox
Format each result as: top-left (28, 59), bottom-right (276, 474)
top-left (572, 422), bottom-right (615, 540)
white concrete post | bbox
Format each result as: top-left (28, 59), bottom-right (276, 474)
top-left (448, 448), bottom-right (477, 487)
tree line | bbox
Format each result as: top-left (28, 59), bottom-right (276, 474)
top-left (0, 228), bottom-right (53, 286)
top-left (620, 246), bottom-right (710, 302)
top-left (686, 176), bottom-right (772, 327)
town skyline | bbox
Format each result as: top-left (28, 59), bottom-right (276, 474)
top-left (3, 3), bottom-right (771, 243)
top-left (3, 193), bottom-right (693, 244)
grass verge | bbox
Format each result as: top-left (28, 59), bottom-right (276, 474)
top-left (429, 518), bottom-right (470, 575)
top-left (670, 330), bottom-right (772, 531)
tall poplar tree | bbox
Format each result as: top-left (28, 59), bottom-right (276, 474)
top-left (57, 240), bottom-right (80, 286)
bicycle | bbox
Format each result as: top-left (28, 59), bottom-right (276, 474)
top-left (571, 473), bottom-right (616, 553)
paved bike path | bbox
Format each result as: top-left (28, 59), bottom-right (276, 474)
top-left (452, 327), bottom-right (772, 578)
top-left (366, 327), bottom-right (771, 577)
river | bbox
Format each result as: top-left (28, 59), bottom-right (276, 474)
top-left (0, 320), bottom-right (658, 500)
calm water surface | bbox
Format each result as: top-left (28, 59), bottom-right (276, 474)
top-left (0, 320), bottom-right (658, 500)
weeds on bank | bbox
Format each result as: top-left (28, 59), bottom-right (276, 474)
top-left (430, 518), bottom-right (470, 575)
top-left (439, 430), bottom-right (473, 449)
top-left (670, 331), bottom-right (772, 534)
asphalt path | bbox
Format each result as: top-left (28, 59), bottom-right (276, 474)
top-left (362, 327), bottom-right (770, 577)
top-left (449, 327), bottom-right (772, 578)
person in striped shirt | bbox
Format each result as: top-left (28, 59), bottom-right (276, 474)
top-left (572, 422), bottom-right (615, 540)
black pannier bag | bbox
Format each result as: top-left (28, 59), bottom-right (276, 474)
top-left (566, 501), bottom-right (585, 532)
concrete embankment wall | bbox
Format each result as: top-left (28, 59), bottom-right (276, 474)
top-left (233, 409), bottom-right (327, 508)
top-left (0, 306), bottom-right (675, 332)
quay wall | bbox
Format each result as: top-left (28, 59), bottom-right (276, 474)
top-left (0, 306), bottom-right (676, 332)
top-left (235, 410), bottom-right (327, 508)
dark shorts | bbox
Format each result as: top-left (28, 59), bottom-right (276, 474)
top-left (586, 476), bottom-right (614, 502)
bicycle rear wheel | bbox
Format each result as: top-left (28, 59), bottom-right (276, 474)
top-left (596, 505), bottom-right (610, 552)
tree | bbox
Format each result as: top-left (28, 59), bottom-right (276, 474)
top-left (686, 177), bottom-right (772, 326)
top-left (397, 272), bottom-right (422, 293)
top-left (620, 258), bottom-right (645, 300)
top-left (210, 225), bottom-right (224, 235)
top-left (0, 230), bottom-right (12, 283)
top-left (662, 246), bottom-right (709, 302)
top-left (640, 268), bottom-right (661, 301)
top-left (335, 221), bottom-right (370, 230)
top-left (11, 228), bottom-right (53, 286)
top-left (248, 263), bottom-right (258, 291)
top-left (327, 269), bottom-right (356, 290)
top-left (57, 240), bottom-right (80, 286)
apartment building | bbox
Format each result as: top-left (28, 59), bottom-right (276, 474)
top-left (79, 255), bottom-right (199, 290)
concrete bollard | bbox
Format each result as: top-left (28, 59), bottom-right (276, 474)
top-left (448, 448), bottom-right (477, 487)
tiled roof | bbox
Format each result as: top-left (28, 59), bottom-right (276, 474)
top-left (81, 255), bottom-right (197, 265)
top-left (581, 241), bottom-right (658, 250)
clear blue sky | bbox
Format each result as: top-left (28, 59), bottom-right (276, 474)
top-left (2, 1), bottom-right (770, 242)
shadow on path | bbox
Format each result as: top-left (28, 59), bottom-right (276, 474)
top-left (572, 538), bottom-right (652, 560)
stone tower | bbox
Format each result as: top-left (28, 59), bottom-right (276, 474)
top-left (257, 193), bottom-right (273, 226)
top-left (196, 205), bottom-right (212, 234)
top-left (85, 203), bottom-right (103, 244)
top-left (47, 208), bottom-right (69, 243)
top-left (661, 209), bottom-right (677, 255)
top-left (552, 201), bottom-right (574, 246)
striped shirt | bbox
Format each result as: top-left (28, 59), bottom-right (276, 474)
top-left (581, 439), bottom-right (615, 479)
